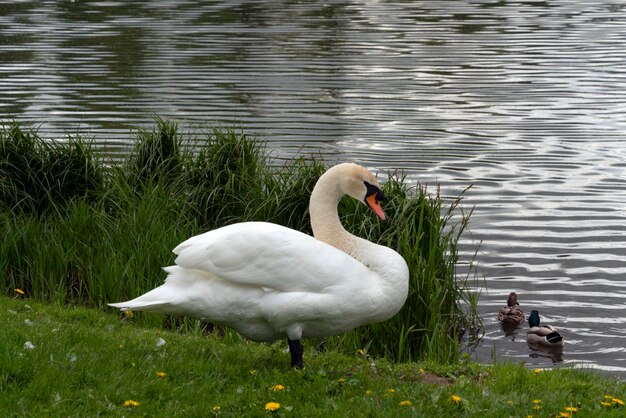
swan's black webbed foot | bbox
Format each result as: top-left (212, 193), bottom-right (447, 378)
top-left (287, 338), bottom-right (304, 369)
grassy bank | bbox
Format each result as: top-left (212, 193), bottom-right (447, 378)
top-left (1, 119), bottom-right (478, 363)
top-left (1, 296), bottom-right (625, 417)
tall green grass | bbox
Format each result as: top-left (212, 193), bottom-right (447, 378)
top-left (0, 119), bottom-right (480, 363)
top-left (0, 123), bottom-right (103, 215)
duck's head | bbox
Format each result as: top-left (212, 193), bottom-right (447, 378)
top-left (507, 292), bottom-right (519, 307)
top-left (528, 310), bottom-right (540, 327)
top-left (334, 163), bottom-right (386, 220)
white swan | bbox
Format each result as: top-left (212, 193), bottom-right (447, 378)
top-left (109, 163), bottom-right (409, 368)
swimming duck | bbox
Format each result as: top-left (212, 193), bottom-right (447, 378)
top-left (109, 163), bottom-right (410, 368)
top-left (526, 310), bottom-right (564, 348)
top-left (497, 292), bottom-right (525, 326)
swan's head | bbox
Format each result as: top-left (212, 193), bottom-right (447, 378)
top-left (333, 163), bottom-right (386, 220)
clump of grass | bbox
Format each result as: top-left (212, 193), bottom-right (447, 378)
top-left (127, 116), bottom-right (182, 188)
top-left (0, 122), bottom-right (103, 215)
top-left (258, 157), bottom-right (327, 232)
top-left (1, 118), bottom-right (479, 364)
top-left (46, 134), bottom-right (104, 208)
top-left (0, 124), bottom-right (46, 213)
top-left (177, 127), bottom-right (266, 228)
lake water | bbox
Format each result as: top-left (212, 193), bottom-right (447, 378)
top-left (2, 1), bottom-right (626, 376)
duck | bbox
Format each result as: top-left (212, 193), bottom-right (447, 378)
top-left (526, 310), bottom-right (564, 348)
top-left (109, 163), bottom-right (410, 368)
top-left (497, 292), bottom-right (525, 326)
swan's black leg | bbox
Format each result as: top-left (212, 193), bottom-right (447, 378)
top-left (287, 338), bottom-right (304, 369)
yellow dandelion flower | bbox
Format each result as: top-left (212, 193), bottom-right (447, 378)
top-left (365, 389), bottom-right (373, 396)
top-left (213, 405), bottom-right (221, 412)
top-left (565, 406), bottom-right (578, 412)
top-left (533, 405), bottom-right (542, 410)
top-left (356, 349), bottom-right (366, 356)
top-left (123, 309), bottom-right (134, 319)
top-left (613, 397), bottom-right (625, 406)
top-left (532, 399), bottom-right (542, 404)
top-left (250, 369), bottom-right (257, 375)
top-left (419, 368), bottom-right (426, 374)
top-left (533, 368), bottom-right (542, 374)
top-left (15, 288), bottom-right (25, 295)
top-left (387, 388), bottom-right (396, 393)
top-left (156, 371), bottom-right (167, 378)
top-left (399, 400), bottom-right (413, 407)
top-left (271, 384), bottom-right (285, 392)
top-left (605, 394), bottom-right (614, 399)
top-left (122, 400), bottom-right (140, 407)
top-left (265, 401), bottom-right (280, 412)
top-left (558, 412), bottom-right (570, 418)
top-left (601, 401), bottom-right (613, 407)
top-left (337, 378), bottom-right (346, 385)
top-left (450, 394), bottom-right (462, 404)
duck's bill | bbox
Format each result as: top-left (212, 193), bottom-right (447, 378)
top-left (365, 194), bottom-right (386, 221)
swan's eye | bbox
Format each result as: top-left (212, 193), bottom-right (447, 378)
top-left (364, 181), bottom-right (384, 202)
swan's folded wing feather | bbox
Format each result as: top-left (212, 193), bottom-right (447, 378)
top-left (173, 222), bottom-right (369, 292)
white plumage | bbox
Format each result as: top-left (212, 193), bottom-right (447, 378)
top-left (109, 163), bottom-right (409, 367)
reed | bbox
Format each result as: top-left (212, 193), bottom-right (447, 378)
top-left (0, 119), bottom-right (479, 363)
top-left (0, 123), bottom-right (103, 215)
top-left (175, 127), bottom-right (267, 228)
top-left (127, 116), bottom-right (182, 188)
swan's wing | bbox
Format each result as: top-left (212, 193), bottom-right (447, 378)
top-left (172, 222), bottom-right (370, 292)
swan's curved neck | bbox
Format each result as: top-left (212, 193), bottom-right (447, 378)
top-left (309, 165), bottom-right (409, 319)
top-left (309, 168), bottom-right (357, 256)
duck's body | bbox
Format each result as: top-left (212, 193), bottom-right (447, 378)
top-left (109, 163), bottom-right (410, 367)
top-left (497, 292), bottom-right (525, 326)
top-left (526, 310), bottom-right (564, 348)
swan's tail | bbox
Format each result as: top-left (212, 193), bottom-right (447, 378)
top-left (108, 286), bottom-right (177, 313)
top-left (108, 266), bottom-right (264, 324)
top-left (108, 266), bottom-right (194, 314)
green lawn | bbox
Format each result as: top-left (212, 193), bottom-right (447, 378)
top-left (1, 295), bottom-right (624, 417)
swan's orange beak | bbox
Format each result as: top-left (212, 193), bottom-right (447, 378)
top-left (365, 194), bottom-right (386, 221)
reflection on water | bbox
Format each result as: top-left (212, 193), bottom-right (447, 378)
top-left (2, 1), bottom-right (626, 376)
